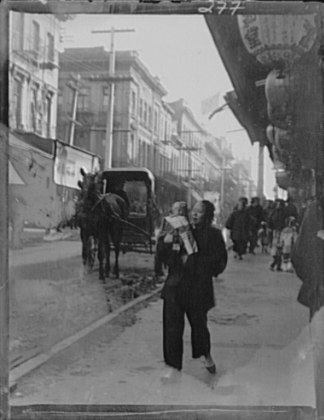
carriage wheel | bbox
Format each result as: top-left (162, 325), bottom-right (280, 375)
top-left (86, 236), bottom-right (97, 270)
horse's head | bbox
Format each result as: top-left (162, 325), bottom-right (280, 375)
top-left (77, 169), bottom-right (102, 209)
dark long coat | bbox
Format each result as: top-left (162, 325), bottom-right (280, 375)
top-left (269, 207), bottom-right (286, 231)
top-left (161, 225), bottom-right (228, 313)
top-left (225, 209), bottom-right (250, 242)
top-left (247, 204), bottom-right (264, 232)
top-left (291, 200), bottom-right (324, 318)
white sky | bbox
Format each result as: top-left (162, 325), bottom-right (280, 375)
top-left (61, 15), bottom-right (276, 198)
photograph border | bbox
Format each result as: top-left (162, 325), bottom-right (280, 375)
top-left (1, 1), bottom-right (323, 419)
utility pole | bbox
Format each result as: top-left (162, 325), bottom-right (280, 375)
top-left (92, 27), bottom-right (135, 169)
top-left (182, 146), bottom-right (200, 209)
top-left (178, 130), bottom-right (202, 208)
top-left (66, 73), bottom-right (82, 146)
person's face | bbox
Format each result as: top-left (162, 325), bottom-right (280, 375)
top-left (238, 200), bottom-right (245, 210)
top-left (172, 202), bottom-right (181, 215)
top-left (191, 202), bottom-right (205, 226)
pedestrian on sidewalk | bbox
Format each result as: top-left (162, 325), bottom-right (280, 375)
top-left (158, 200), bottom-right (227, 382)
top-left (280, 216), bottom-right (298, 272)
top-left (258, 221), bottom-right (271, 254)
top-left (225, 197), bottom-right (250, 260)
top-left (269, 199), bottom-right (286, 272)
top-left (247, 196), bottom-right (264, 254)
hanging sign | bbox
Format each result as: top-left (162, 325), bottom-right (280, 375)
top-left (54, 142), bottom-right (100, 189)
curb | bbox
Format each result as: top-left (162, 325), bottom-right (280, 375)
top-left (10, 285), bottom-right (162, 392)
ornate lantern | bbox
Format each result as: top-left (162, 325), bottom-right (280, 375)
top-left (275, 169), bottom-right (292, 190)
top-left (237, 14), bottom-right (317, 69)
top-left (265, 68), bottom-right (296, 129)
top-left (237, 14), bottom-right (318, 192)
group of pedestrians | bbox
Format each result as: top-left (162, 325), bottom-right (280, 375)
top-left (225, 196), bottom-right (299, 272)
top-left (153, 195), bottom-right (300, 384)
top-left (225, 196), bottom-right (264, 260)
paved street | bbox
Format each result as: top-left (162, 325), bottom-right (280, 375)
top-left (10, 249), bottom-right (316, 408)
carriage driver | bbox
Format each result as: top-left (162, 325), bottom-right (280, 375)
top-left (109, 178), bottom-right (130, 218)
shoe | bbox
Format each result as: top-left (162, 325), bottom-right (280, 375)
top-left (206, 364), bottom-right (217, 374)
top-left (204, 355), bottom-right (217, 374)
top-left (160, 367), bottom-right (181, 384)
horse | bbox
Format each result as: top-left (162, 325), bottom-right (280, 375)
top-left (76, 168), bottom-right (127, 281)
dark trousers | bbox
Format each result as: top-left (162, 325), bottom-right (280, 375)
top-left (163, 289), bottom-right (211, 370)
top-left (233, 240), bottom-right (247, 257)
top-left (249, 230), bottom-right (258, 253)
top-left (270, 254), bottom-right (282, 270)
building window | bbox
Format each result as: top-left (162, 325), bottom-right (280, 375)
top-left (12, 13), bottom-right (24, 51)
top-left (103, 86), bottom-right (109, 110)
top-left (32, 21), bottom-right (40, 57)
top-left (30, 86), bottom-right (38, 132)
top-left (46, 95), bottom-right (52, 138)
top-left (139, 98), bottom-right (143, 122)
top-left (131, 91), bottom-right (136, 115)
top-left (143, 102), bottom-right (147, 127)
top-left (11, 77), bottom-right (23, 129)
top-left (139, 140), bottom-right (145, 167)
top-left (148, 106), bottom-right (152, 128)
top-left (160, 116), bottom-right (164, 140)
top-left (57, 88), bottom-right (63, 107)
top-left (47, 33), bottom-right (54, 62)
top-left (128, 133), bottom-right (134, 162)
top-left (154, 110), bottom-right (158, 133)
top-left (78, 87), bottom-right (90, 111)
top-left (29, 85), bottom-right (43, 135)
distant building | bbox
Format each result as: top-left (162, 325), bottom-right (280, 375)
top-left (232, 158), bottom-right (256, 199)
top-left (203, 136), bottom-right (234, 221)
top-left (57, 47), bottom-right (237, 207)
top-left (57, 47), bottom-right (173, 170)
top-left (9, 12), bottom-right (60, 139)
top-left (168, 98), bottom-right (206, 199)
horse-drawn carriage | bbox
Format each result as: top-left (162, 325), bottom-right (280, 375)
top-left (101, 167), bottom-right (159, 254)
top-left (76, 167), bottom-right (160, 281)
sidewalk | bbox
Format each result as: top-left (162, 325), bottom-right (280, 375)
top-left (9, 227), bottom-right (81, 267)
top-left (11, 251), bottom-right (316, 408)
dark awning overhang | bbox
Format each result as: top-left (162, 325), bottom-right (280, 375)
top-left (204, 15), bottom-right (271, 147)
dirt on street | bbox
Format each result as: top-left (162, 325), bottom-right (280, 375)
top-left (9, 229), bottom-right (157, 369)
top-left (10, 249), bottom-right (316, 408)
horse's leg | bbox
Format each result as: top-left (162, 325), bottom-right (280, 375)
top-left (104, 229), bottom-right (111, 278)
top-left (97, 239), bottom-right (105, 281)
top-left (81, 228), bottom-right (87, 266)
top-left (112, 226), bottom-right (121, 279)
